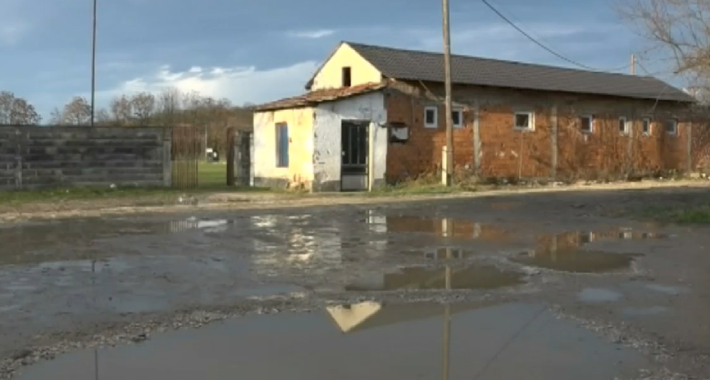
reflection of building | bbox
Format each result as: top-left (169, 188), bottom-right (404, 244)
top-left (326, 299), bottom-right (499, 380)
top-left (532, 228), bottom-right (665, 255)
top-left (325, 301), bottom-right (493, 334)
top-left (250, 215), bottom-right (343, 276)
top-left (513, 228), bottom-right (660, 272)
top-left (365, 212), bottom-right (510, 260)
top-left (345, 264), bottom-right (522, 291)
top-left (168, 218), bottom-right (229, 233)
top-left (384, 215), bottom-right (509, 241)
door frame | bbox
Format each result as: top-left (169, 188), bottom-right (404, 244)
top-left (340, 120), bottom-right (370, 192)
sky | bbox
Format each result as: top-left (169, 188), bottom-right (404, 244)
top-left (0, 0), bottom-right (678, 118)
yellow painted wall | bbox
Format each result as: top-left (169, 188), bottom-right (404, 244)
top-left (310, 43), bottom-right (382, 90)
top-left (253, 107), bottom-right (315, 189)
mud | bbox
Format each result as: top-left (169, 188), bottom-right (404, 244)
top-left (2, 186), bottom-right (710, 379)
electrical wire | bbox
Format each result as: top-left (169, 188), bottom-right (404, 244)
top-left (636, 60), bottom-right (675, 78)
top-left (634, 59), bottom-right (691, 113)
top-left (480, 0), bottom-right (631, 73)
top-left (472, 305), bottom-right (547, 380)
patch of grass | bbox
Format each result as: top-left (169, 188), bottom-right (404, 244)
top-left (670, 210), bottom-right (710, 224)
top-left (0, 161), bottom-right (277, 206)
top-left (367, 182), bottom-right (477, 197)
top-left (0, 186), bottom-right (178, 206)
top-left (636, 206), bottom-right (710, 224)
top-left (198, 161), bottom-right (228, 187)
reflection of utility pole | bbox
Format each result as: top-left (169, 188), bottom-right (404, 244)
top-left (442, 248), bottom-right (452, 380)
top-left (442, 302), bottom-right (451, 380)
top-left (551, 234), bottom-right (558, 262)
top-left (88, 237), bottom-right (99, 380)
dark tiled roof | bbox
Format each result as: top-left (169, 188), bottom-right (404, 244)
top-left (343, 42), bottom-right (694, 103)
top-left (254, 82), bottom-right (388, 111)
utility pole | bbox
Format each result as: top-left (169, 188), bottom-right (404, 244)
top-left (630, 54), bottom-right (635, 75)
top-left (442, 0), bottom-right (454, 186)
top-left (90, 0), bottom-right (97, 127)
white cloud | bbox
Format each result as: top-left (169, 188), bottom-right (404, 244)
top-left (287, 29), bottom-right (335, 39)
top-left (99, 61), bottom-right (319, 105)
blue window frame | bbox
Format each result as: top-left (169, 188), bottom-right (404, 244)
top-left (276, 122), bottom-right (289, 168)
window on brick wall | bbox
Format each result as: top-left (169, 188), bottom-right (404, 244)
top-left (580, 115), bottom-right (594, 133)
top-left (642, 118), bottom-right (652, 136)
top-left (618, 117), bottom-right (629, 135)
top-left (452, 109), bottom-right (463, 128)
top-left (424, 106), bottom-right (438, 128)
top-left (665, 119), bottom-right (678, 135)
top-left (514, 112), bottom-right (534, 130)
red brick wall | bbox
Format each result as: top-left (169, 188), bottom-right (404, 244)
top-left (385, 91), bottom-right (475, 180)
top-left (384, 82), bottom-right (695, 182)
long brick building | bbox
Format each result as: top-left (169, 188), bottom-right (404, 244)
top-left (252, 41), bottom-right (697, 191)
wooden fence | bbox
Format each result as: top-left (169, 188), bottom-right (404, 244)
top-left (171, 125), bottom-right (201, 189)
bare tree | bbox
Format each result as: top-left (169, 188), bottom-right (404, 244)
top-left (60, 96), bottom-right (92, 126)
top-left (618, 0), bottom-right (710, 92)
top-left (157, 87), bottom-right (181, 125)
top-left (131, 92), bottom-right (156, 125)
top-left (0, 91), bottom-right (41, 125)
top-left (96, 108), bottom-right (111, 124)
top-left (110, 95), bottom-right (132, 125)
top-left (48, 107), bottom-right (63, 125)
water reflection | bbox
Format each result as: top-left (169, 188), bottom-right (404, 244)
top-left (344, 264), bottom-right (523, 291)
top-left (0, 220), bottom-right (170, 266)
top-left (371, 215), bottom-right (510, 241)
top-left (17, 303), bottom-right (645, 380)
top-left (508, 229), bottom-right (655, 273)
top-left (249, 215), bottom-right (343, 276)
top-left (169, 218), bottom-right (229, 233)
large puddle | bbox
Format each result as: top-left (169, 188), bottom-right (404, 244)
top-left (510, 249), bottom-right (641, 273)
top-left (15, 302), bottom-right (646, 380)
top-left (506, 229), bottom-right (663, 273)
top-left (371, 214), bottom-right (511, 241)
top-left (345, 264), bottom-right (524, 291)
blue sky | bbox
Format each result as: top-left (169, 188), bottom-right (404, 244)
top-left (0, 0), bottom-right (680, 117)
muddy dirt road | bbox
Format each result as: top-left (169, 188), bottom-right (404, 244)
top-left (2, 187), bottom-right (710, 379)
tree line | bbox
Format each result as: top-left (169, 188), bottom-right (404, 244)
top-left (0, 88), bottom-right (254, 156)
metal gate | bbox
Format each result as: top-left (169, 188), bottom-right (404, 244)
top-left (341, 120), bottom-right (369, 191)
top-left (172, 125), bottom-right (201, 188)
top-left (227, 128), bottom-right (252, 187)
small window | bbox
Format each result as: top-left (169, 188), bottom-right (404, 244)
top-left (665, 119), bottom-right (677, 135)
top-left (642, 118), bottom-right (651, 136)
top-left (452, 109), bottom-right (463, 128)
top-left (514, 112), bottom-right (534, 130)
top-left (580, 115), bottom-right (594, 133)
top-left (342, 67), bottom-right (351, 87)
top-left (618, 117), bottom-right (629, 135)
top-left (424, 106), bottom-right (438, 128)
top-left (276, 122), bottom-right (289, 168)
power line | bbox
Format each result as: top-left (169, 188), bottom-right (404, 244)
top-left (480, 0), bottom-right (631, 73)
top-left (635, 60), bottom-right (676, 78)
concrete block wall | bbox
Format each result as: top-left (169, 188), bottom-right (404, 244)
top-left (0, 126), bottom-right (171, 190)
top-left (385, 82), bottom-right (696, 182)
